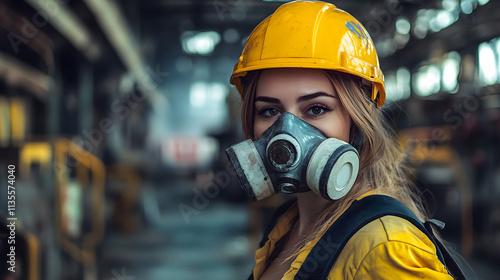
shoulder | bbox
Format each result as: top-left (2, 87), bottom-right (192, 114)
top-left (327, 216), bottom-right (453, 280)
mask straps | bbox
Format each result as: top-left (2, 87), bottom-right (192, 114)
top-left (350, 123), bottom-right (364, 152)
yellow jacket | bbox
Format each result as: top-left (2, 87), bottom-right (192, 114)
top-left (252, 194), bottom-right (453, 279)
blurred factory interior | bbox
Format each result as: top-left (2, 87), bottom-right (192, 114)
top-left (0, 0), bottom-right (500, 279)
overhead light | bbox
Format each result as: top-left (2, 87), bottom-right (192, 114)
top-left (478, 42), bottom-right (498, 86)
top-left (181, 31), bottom-right (221, 55)
top-left (189, 82), bottom-right (228, 107)
top-left (460, 0), bottom-right (475, 14)
top-left (429, 10), bottom-right (458, 32)
top-left (414, 9), bottom-right (430, 39)
top-left (442, 0), bottom-right (459, 10)
top-left (413, 65), bottom-right (441, 96)
top-left (385, 68), bottom-right (411, 103)
top-left (396, 67), bottom-right (411, 100)
top-left (395, 18), bottom-right (411, 35)
top-left (442, 51), bottom-right (461, 92)
top-left (497, 38), bottom-right (500, 82)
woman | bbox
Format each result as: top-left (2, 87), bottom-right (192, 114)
top-left (227, 1), bottom-right (458, 279)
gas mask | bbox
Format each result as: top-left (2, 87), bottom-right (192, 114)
top-left (226, 113), bottom-right (359, 201)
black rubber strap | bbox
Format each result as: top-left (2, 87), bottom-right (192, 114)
top-left (294, 195), bottom-right (466, 280)
top-left (247, 198), bottom-right (297, 280)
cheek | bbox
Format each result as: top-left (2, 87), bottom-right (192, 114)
top-left (319, 114), bottom-right (351, 142)
top-left (253, 119), bottom-right (270, 139)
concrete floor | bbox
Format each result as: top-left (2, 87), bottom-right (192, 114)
top-left (98, 180), bottom-right (254, 280)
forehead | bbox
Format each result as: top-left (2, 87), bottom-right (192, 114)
top-left (256, 68), bottom-right (335, 98)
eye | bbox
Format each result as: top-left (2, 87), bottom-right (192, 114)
top-left (306, 105), bottom-right (331, 117)
top-left (257, 107), bottom-right (282, 117)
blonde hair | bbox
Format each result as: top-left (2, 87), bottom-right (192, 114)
top-left (240, 69), bottom-right (427, 259)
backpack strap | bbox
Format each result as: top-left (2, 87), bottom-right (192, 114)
top-left (248, 198), bottom-right (298, 280)
top-left (258, 198), bottom-right (298, 248)
top-left (294, 195), bottom-right (466, 280)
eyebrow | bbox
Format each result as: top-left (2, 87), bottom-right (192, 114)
top-left (255, 96), bottom-right (280, 103)
top-left (255, 92), bottom-right (336, 104)
top-left (297, 92), bottom-right (336, 102)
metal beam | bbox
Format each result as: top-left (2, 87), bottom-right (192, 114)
top-left (0, 51), bottom-right (52, 101)
top-left (26, 0), bottom-right (100, 61)
top-left (84, 0), bottom-right (167, 111)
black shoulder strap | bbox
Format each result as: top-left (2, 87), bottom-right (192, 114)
top-left (257, 198), bottom-right (298, 248)
top-left (248, 198), bottom-right (298, 280)
top-left (294, 195), bottom-right (466, 280)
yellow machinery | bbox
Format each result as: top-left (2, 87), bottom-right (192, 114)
top-left (53, 138), bottom-right (105, 267)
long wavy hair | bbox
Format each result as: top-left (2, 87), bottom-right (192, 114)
top-left (239, 69), bottom-right (427, 258)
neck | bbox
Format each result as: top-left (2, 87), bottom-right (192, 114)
top-left (294, 191), bottom-right (331, 236)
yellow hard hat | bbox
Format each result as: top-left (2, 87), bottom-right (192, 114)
top-left (230, 0), bottom-right (386, 107)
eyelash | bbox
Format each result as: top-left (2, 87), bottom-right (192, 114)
top-left (256, 106), bottom-right (281, 117)
top-left (305, 104), bottom-right (332, 117)
top-left (256, 104), bottom-right (333, 118)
